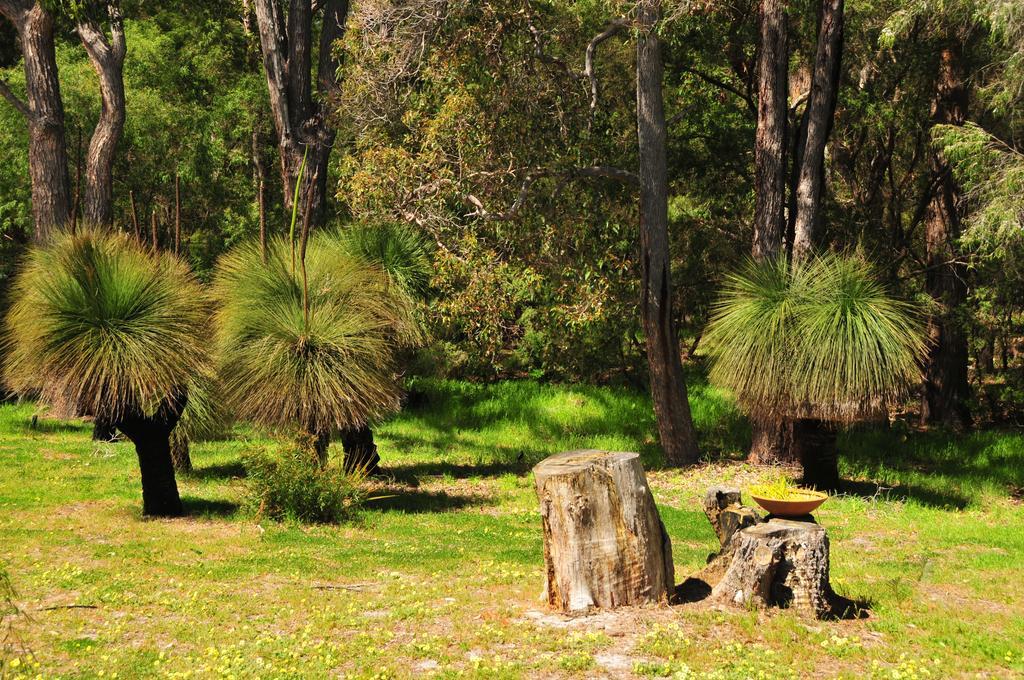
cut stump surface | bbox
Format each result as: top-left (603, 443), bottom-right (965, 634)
top-left (534, 450), bottom-right (673, 613)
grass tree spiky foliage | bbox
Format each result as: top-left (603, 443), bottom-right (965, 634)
top-left (334, 222), bottom-right (433, 300)
top-left (212, 234), bottom-right (420, 463)
top-left (2, 228), bottom-right (209, 516)
top-left (702, 254), bottom-right (928, 489)
top-left (329, 222), bottom-right (432, 475)
top-left (703, 254), bottom-right (927, 422)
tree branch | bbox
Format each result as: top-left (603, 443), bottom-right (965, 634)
top-left (0, 0), bottom-right (30, 24)
top-left (109, 0), bottom-right (126, 61)
top-left (682, 66), bottom-right (756, 114)
top-left (0, 78), bottom-right (31, 119)
top-left (584, 18), bottom-right (629, 114)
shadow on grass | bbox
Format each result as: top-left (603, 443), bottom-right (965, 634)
top-left (840, 424), bottom-right (1024, 507)
top-left (16, 417), bottom-right (92, 435)
top-left (187, 461), bottom-right (248, 481)
top-left (393, 374), bottom-right (748, 472)
top-left (672, 577), bottom-right (871, 620)
top-left (839, 479), bottom-right (970, 510)
top-left (364, 488), bottom-right (494, 514)
top-left (384, 456), bottom-right (532, 484)
top-left (181, 497), bottom-right (241, 518)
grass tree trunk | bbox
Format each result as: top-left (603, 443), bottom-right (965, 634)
top-left (341, 425), bottom-right (380, 476)
top-left (0, 0), bottom-right (72, 242)
top-left (921, 46), bottom-right (972, 430)
top-left (76, 1), bottom-right (126, 227)
top-left (115, 392), bottom-right (188, 517)
top-left (170, 432), bottom-right (193, 473)
top-left (793, 418), bottom-right (839, 492)
top-left (92, 414), bottom-right (117, 441)
top-left (750, 0), bottom-right (798, 466)
top-left (636, 0), bottom-right (700, 467)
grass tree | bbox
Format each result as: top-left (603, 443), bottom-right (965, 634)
top-left (2, 228), bottom-right (209, 516)
top-left (212, 233), bottom-right (420, 467)
top-left (702, 255), bottom-right (928, 490)
top-left (332, 221), bottom-right (432, 473)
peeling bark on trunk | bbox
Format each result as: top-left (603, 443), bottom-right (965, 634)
top-left (0, 0), bottom-right (72, 241)
top-left (752, 0), bottom-right (789, 260)
top-left (534, 450), bottom-right (674, 613)
top-left (252, 0), bottom-right (347, 230)
top-left (77, 1), bottom-right (126, 227)
top-left (921, 46), bottom-right (972, 430)
top-left (791, 0), bottom-right (844, 260)
top-left (636, 0), bottom-right (699, 467)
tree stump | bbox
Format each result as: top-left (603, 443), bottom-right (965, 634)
top-left (697, 487), bottom-right (845, 619)
top-left (534, 450), bottom-right (674, 613)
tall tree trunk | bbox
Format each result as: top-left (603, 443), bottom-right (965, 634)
top-left (750, 0), bottom-right (798, 466)
top-left (921, 46), bottom-right (972, 430)
top-left (76, 1), bottom-right (126, 227)
top-left (791, 0), bottom-right (844, 260)
top-left (752, 0), bottom-right (788, 261)
top-left (252, 0), bottom-right (347, 230)
top-left (0, 0), bottom-right (72, 242)
top-left (636, 0), bottom-right (700, 466)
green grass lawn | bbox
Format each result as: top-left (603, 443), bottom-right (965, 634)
top-left (1, 378), bottom-right (1022, 679)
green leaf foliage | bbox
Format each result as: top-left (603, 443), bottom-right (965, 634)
top-left (211, 234), bottom-right (420, 436)
top-left (702, 255), bottom-right (929, 424)
top-left (2, 228), bottom-right (209, 419)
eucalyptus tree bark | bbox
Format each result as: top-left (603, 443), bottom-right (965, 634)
top-left (791, 0), bottom-right (844, 260)
top-left (0, 0), bottom-right (71, 242)
top-left (76, 1), bottom-right (126, 227)
top-left (921, 46), bottom-right (972, 429)
top-left (252, 0), bottom-right (348, 229)
top-left (636, 0), bottom-right (699, 466)
top-left (749, 0), bottom-right (797, 466)
top-left (752, 0), bottom-right (789, 261)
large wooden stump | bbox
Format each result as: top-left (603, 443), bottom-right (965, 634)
top-left (534, 450), bottom-right (674, 613)
top-left (698, 486), bottom-right (847, 619)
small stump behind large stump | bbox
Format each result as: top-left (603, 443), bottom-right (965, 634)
top-left (696, 486), bottom-right (854, 619)
top-left (534, 450), bottom-right (674, 613)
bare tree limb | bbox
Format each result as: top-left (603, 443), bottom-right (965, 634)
top-left (572, 165), bottom-right (640, 185)
top-left (0, 0), bottom-right (30, 24)
top-left (682, 66), bottom-right (756, 114)
top-left (585, 18), bottom-right (629, 114)
top-left (0, 78), bottom-right (31, 119)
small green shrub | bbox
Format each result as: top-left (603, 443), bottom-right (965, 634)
top-left (243, 444), bottom-right (367, 523)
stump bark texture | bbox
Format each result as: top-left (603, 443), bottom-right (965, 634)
top-left (699, 486), bottom-right (841, 618)
top-left (534, 450), bottom-right (673, 613)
